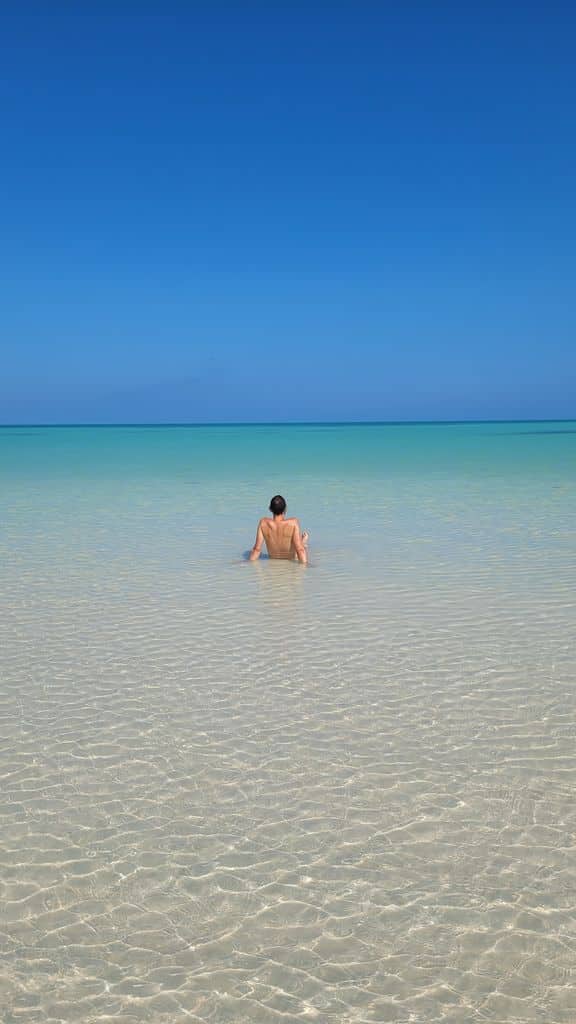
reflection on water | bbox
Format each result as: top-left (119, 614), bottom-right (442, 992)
top-left (1, 425), bottom-right (576, 1023)
top-left (250, 558), bottom-right (307, 614)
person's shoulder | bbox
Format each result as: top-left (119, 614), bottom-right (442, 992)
top-left (286, 517), bottom-right (299, 525)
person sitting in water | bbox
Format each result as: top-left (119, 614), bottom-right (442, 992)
top-left (249, 495), bottom-right (309, 564)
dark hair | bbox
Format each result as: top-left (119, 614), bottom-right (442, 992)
top-left (269, 494), bottom-right (286, 516)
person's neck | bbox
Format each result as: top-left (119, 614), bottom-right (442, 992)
top-left (272, 514), bottom-right (285, 521)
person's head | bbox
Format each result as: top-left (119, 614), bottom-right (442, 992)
top-left (269, 494), bottom-right (286, 517)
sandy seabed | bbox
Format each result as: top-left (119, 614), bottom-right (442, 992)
top-left (1, 424), bottom-right (575, 1023)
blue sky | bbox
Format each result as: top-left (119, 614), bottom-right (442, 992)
top-left (2, 3), bottom-right (575, 423)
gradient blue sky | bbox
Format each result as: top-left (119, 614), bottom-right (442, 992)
top-left (2, 3), bottom-right (575, 423)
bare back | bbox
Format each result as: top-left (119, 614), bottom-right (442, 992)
top-left (260, 517), bottom-right (300, 559)
top-left (249, 511), bottom-right (308, 564)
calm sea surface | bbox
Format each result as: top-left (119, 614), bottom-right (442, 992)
top-left (1, 423), bottom-right (575, 1023)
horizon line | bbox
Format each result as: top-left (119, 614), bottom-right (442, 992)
top-left (1, 418), bottom-right (575, 429)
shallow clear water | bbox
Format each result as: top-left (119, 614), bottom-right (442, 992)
top-left (1, 422), bottom-right (575, 1023)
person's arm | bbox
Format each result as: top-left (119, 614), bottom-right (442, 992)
top-left (292, 520), bottom-right (308, 565)
top-left (249, 520), bottom-right (265, 561)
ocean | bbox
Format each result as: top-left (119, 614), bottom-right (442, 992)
top-left (1, 422), bottom-right (575, 1023)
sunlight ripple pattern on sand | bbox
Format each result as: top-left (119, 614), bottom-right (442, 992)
top-left (1, 423), bottom-right (575, 1023)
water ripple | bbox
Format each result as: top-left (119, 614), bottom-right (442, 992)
top-left (1, 467), bottom-right (575, 1022)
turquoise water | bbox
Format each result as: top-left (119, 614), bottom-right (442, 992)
top-left (1, 423), bottom-right (575, 1023)
top-left (2, 421), bottom-right (576, 481)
